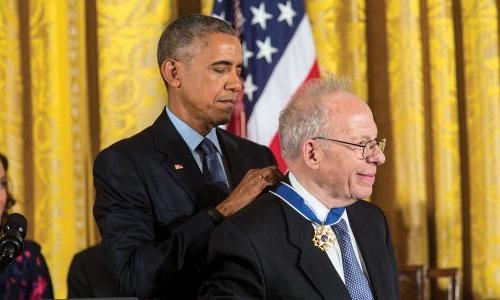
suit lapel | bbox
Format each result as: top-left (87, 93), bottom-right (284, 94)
top-left (216, 129), bottom-right (247, 189)
top-left (151, 111), bottom-right (208, 208)
top-left (280, 190), bottom-right (350, 300)
top-left (347, 202), bottom-right (391, 300)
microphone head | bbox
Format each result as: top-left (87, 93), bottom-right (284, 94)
top-left (0, 213), bottom-right (27, 268)
top-left (4, 213), bottom-right (27, 239)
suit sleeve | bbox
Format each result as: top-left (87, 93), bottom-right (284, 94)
top-left (93, 148), bottom-right (218, 298)
top-left (67, 253), bottom-right (93, 298)
top-left (199, 221), bottom-right (265, 299)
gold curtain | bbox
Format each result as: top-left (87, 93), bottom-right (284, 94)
top-left (311, 0), bottom-right (499, 298)
top-left (1, 0), bottom-right (498, 298)
top-left (306, 0), bottom-right (367, 99)
top-left (203, 0), bottom-right (499, 298)
top-left (0, 0), bottom-right (24, 210)
top-left (0, 0), bottom-right (173, 297)
top-left (425, 0), bottom-right (463, 281)
top-left (28, 0), bottom-right (91, 298)
top-left (461, 1), bottom-right (500, 296)
top-left (96, 0), bottom-right (170, 149)
top-left (384, 0), bottom-right (430, 266)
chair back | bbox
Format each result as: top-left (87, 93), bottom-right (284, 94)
top-left (399, 265), bottom-right (425, 300)
top-left (427, 268), bottom-right (459, 300)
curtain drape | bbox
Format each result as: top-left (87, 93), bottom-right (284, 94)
top-left (1, 0), bottom-right (498, 298)
top-left (203, 0), bottom-right (499, 298)
top-left (0, 0), bottom-right (171, 297)
top-left (97, 0), bottom-right (169, 149)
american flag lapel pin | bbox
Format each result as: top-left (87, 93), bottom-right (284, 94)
top-left (174, 163), bottom-right (184, 170)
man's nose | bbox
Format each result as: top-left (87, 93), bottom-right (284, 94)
top-left (225, 71), bottom-right (243, 92)
top-left (368, 146), bottom-right (386, 165)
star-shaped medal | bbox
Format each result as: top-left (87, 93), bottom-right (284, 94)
top-left (312, 225), bottom-right (336, 251)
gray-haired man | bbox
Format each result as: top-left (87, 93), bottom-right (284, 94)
top-left (200, 77), bottom-right (399, 299)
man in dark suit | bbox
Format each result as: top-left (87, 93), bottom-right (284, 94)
top-left (67, 243), bottom-right (122, 298)
top-left (200, 77), bottom-right (399, 299)
top-left (93, 15), bottom-right (281, 299)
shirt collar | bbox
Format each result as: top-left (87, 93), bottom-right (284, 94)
top-left (288, 171), bottom-right (346, 223)
top-left (166, 107), bottom-right (223, 153)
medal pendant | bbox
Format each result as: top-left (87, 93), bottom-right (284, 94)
top-left (312, 225), bottom-right (335, 251)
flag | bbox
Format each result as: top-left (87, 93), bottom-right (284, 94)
top-left (212, 0), bottom-right (320, 171)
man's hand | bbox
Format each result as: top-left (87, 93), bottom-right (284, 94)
top-left (216, 166), bottom-right (283, 217)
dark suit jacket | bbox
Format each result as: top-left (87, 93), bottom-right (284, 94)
top-left (67, 244), bottom-right (122, 298)
top-left (199, 190), bottom-right (400, 299)
top-left (93, 111), bottom-right (276, 299)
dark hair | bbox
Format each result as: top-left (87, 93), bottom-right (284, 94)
top-left (0, 152), bottom-right (16, 212)
top-left (157, 14), bottom-right (237, 67)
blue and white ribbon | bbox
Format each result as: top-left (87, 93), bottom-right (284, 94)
top-left (270, 182), bottom-right (345, 225)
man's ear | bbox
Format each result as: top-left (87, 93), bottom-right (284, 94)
top-left (302, 139), bottom-right (323, 170)
top-left (161, 59), bottom-right (181, 88)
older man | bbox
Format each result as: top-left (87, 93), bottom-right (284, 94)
top-left (200, 78), bottom-right (399, 299)
top-left (93, 15), bottom-right (281, 299)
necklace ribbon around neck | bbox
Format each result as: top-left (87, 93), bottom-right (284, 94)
top-left (270, 182), bottom-right (345, 251)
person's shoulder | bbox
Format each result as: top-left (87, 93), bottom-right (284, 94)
top-left (99, 127), bottom-right (152, 157)
top-left (23, 240), bottom-right (41, 252)
top-left (73, 244), bottom-right (103, 260)
top-left (71, 244), bottom-right (108, 270)
top-left (353, 199), bottom-right (377, 208)
top-left (352, 199), bottom-right (382, 211)
top-left (94, 136), bottom-right (144, 172)
top-left (94, 120), bottom-right (158, 168)
top-left (350, 199), bottom-right (388, 221)
top-left (20, 239), bottom-right (46, 260)
top-left (226, 191), bottom-right (282, 230)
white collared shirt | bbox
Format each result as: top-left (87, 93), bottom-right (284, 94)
top-left (288, 172), bottom-right (370, 283)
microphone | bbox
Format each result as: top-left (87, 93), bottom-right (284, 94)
top-left (0, 213), bottom-right (27, 271)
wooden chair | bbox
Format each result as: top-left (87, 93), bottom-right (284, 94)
top-left (398, 265), bottom-right (426, 300)
top-left (427, 268), bottom-right (459, 300)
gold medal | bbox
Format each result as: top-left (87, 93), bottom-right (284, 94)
top-left (312, 224), bottom-right (336, 251)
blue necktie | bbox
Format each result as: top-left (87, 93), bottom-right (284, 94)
top-left (332, 219), bottom-right (374, 300)
top-left (197, 138), bottom-right (229, 194)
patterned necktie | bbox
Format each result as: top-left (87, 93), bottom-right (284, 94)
top-left (332, 219), bottom-right (374, 300)
top-left (197, 138), bottom-right (229, 194)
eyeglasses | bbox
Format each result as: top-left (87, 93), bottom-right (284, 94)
top-left (312, 137), bottom-right (386, 159)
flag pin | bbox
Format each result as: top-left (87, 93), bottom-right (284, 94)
top-left (174, 163), bottom-right (184, 170)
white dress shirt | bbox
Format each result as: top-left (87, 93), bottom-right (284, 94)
top-left (288, 172), bottom-right (371, 283)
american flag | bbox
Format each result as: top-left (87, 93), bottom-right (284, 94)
top-left (212, 0), bottom-right (320, 171)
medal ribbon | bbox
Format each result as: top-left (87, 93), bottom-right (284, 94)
top-left (271, 182), bottom-right (345, 226)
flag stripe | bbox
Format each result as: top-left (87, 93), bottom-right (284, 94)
top-left (247, 16), bottom-right (317, 146)
top-left (269, 61), bottom-right (320, 171)
top-left (212, 0), bottom-right (319, 172)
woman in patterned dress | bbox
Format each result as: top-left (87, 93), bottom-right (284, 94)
top-left (0, 153), bottom-right (53, 300)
